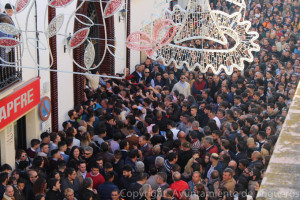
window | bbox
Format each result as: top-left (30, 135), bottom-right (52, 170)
top-left (0, 47), bottom-right (22, 91)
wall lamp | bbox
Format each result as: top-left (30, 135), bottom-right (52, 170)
top-left (119, 9), bottom-right (126, 22)
top-left (64, 34), bottom-right (71, 53)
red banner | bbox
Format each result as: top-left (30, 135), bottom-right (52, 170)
top-left (0, 77), bottom-right (40, 130)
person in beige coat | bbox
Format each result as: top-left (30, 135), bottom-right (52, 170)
top-left (220, 168), bottom-right (236, 194)
top-left (171, 74), bottom-right (191, 98)
top-left (76, 161), bottom-right (87, 185)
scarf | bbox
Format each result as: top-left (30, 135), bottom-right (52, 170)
top-left (3, 194), bottom-right (15, 200)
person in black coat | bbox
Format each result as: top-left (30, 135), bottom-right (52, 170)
top-left (153, 111), bottom-right (169, 132)
top-left (233, 143), bottom-right (248, 164)
top-left (79, 177), bottom-right (98, 200)
top-left (119, 165), bottom-right (137, 197)
top-left (165, 72), bottom-right (178, 91)
top-left (83, 146), bottom-right (97, 172)
top-left (177, 142), bottom-right (193, 173)
top-left (0, 172), bottom-right (9, 199)
top-left (162, 131), bottom-right (174, 151)
top-left (119, 140), bottom-right (129, 161)
top-left (24, 170), bottom-right (38, 200)
top-left (46, 178), bottom-right (63, 200)
top-left (131, 64), bottom-right (144, 84)
top-left (112, 150), bottom-right (125, 178)
top-left (49, 149), bottom-right (61, 172)
top-left (61, 168), bottom-right (81, 198)
top-left (128, 173), bottom-right (148, 200)
top-left (98, 172), bottom-right (118, 200)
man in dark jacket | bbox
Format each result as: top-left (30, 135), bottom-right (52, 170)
top-left (178, 142), bottom-right (193, 173)
top-left (83, 146), bottom-right (97, 172)
top-left (138, 136), bottom-right (152, 158)
top-left (79, 177), bottom-right (98, 200)
top-left (131, 64), bottom-right (144, 83)
top-left (204, 153), bottom-right (225, 182)
top-left (119, 165), bottom-right (136, 198)
top-left (165, 71), bottom-right (177, 90)
top-left (98, 171), bottom-right (118, 200)
top-left (153, 111), bottom-right (169, 132)
top-left (46, 178), bottom-right (63, 200)
top-left (98, 142), bottom-right (114, 164)
top-left (0, 172), bottom-right (8, 199)
top-left (128, 173), bottom-right (147, 200)
top-left (233, 143), bottom-right (248, 164)
top-left (119, 140), bottom-right (130, 161)
top-left (24, 170), bottom-right (38, 200)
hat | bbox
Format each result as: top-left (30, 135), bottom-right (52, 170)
top-left (5, 3), bottom-right (13, 9)
top-left (182, 142), bottom-right (190, 148)
top-left (211, 153), bottom-right (219, 159)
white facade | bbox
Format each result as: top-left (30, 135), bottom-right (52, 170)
top-left (0, 0), bottom-right (51, 167)
top-left (0, 0), bottom-right (164, 166)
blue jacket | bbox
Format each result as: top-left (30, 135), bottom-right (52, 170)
top-left (60, 152), bottom-right (69, 163)
top-left (98, 181), bottom-right (118, 200)
top-left (228, 131), bottom-right (239, 142)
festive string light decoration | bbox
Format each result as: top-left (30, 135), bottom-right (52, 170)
top-left (0, 0), bottom-right (127, 77)
top-left (127, 0), bottom-right (260, 75)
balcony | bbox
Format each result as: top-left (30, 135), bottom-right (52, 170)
top-left (0, 44), bottom-right (22, 91)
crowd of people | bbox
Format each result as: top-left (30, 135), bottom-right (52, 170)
top-left (0, 0), bottom-right (300, 200)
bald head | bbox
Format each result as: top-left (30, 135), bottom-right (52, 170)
top-left (163, 188), bottom-right (174, 199)
top-left (5, 185), bottom-right (14, 197)
top-left (172, 171), bottom-right (181, 182)
top-left (228, 160), bottom-right (237, 170)
top-left (153, 145), bottom-right (161, 154)
top-left (252, 151), bottom-right (262, 160)
top-left (156, 111), bottom-right (162, 119)
top-left (211, 170), bottom-right (219, 179)
top-left (178, 131), bottom-right (186, 138)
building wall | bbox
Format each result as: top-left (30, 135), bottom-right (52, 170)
top-left (55, 2), bottom-right (77, 130)
top-left (114, 12), bottom-right (127, 74)
top-left (0, 0), bottom-right (52, 167)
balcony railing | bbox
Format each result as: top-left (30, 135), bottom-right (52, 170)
top-left (0, 40), bottom-right (22, 91)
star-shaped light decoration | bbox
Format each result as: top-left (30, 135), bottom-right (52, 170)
top-left (126, 0), bottom-right (260, 75)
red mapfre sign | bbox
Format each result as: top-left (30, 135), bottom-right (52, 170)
top-left (0, 77), bottom-right (40, 130)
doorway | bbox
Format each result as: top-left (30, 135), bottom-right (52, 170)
top-left (14, 116), bottom-right (27, 151)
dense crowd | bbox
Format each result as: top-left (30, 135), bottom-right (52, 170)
top-left (0, 0), bottom-right (300, 200)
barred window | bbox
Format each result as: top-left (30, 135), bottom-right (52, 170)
top-left (0, 15), bottom-right (22, 91)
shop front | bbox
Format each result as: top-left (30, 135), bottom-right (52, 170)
top-left (0, 77), bottom-right (41, 167)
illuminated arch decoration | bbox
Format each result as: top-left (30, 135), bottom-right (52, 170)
top-left (126, 19), bottom-right (178, 57)
top-left (126, 0), bottom-right (260, 75)
top-left (0, 0), bottom-right (127, 78)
